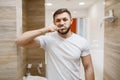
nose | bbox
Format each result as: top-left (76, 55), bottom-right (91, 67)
top-left (59, 20), bottom-right (65, 25)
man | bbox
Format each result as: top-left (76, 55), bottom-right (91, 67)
top-left (16, 8), bottom-right (94, 80)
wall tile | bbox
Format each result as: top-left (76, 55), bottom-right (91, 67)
top-left (104, 0), bottom-right (120, 80)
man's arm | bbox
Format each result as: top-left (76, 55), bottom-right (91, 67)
top-left (81, 55), bottom-right (95, 80)
top-left (15, 25), bottom-right (59, 48)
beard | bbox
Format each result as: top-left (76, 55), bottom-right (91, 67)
top-left (57, 25), bottom-right (71, 35)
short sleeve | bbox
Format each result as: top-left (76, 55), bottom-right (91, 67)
top-left (81, 39), bottom-right (90, 56)
top-left (36, 35), bottom-right (47, 49)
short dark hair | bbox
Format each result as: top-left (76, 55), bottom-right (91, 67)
top-left (53, 8), bottom-right (72, 20)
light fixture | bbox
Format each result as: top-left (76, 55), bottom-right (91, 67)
top-left (79, 2), bottom-right (85, 5)
top-left (45, 3), bottom-right (52, 6)
top-left (103, 1), bottom-right (105, 5)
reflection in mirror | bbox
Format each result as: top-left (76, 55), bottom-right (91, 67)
top-left (20, 0), bottom-right (105, 80)
top-left (45, 0), bottom-right (104, 80)
top-left (20, 0), bottom-right (120, 79)
top-left (20, 0), bottom-right (104, 80)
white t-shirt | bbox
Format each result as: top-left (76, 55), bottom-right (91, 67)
top-left (38, 32), bottom-right (90, 80)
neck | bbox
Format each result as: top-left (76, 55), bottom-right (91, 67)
top-left (58, 30), bottom-right (72, 38)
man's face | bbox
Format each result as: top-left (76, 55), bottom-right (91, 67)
top-left (54, 12), bottom-right (72, 34)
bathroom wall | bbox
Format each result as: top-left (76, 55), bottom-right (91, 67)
top-left (0, 0), bottom-right (23, 80)
top-left (25, 0), bottom-right (46, 76)
top-left (22, 0), bottom-right (27, 77)
top-left (87, 0), bottom-right (104, 80)
top-left (23, 0), bottom-right (27, 32)
top-left (104, 0), bottom-right (120, 80)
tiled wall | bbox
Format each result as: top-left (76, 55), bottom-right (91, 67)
top-left (23, 0), bottom-right (27, 32)
top-left (0, 0), bottom-right (19, 80)
top-left (24, 0), bottom-right (45, 76)
top-left (21, 0), bottom-right (27, 77)
top-left (104, 0), bottom-right (120, 80)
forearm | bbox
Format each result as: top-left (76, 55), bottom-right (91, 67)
top-left (85, 66), bottom-right (95, 80)
top-left (15, 27), bottom-right (49, 46)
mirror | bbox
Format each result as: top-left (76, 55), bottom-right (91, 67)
top-left (45, 0), bottom-right (105, 80)
top-left (21, 0), bottom-right (105, 80)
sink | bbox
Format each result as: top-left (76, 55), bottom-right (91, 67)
top-left (23, 76), bottom-right (47, 80)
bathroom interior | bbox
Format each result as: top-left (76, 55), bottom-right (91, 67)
top-left (0, 0), bottom-right (120, 80)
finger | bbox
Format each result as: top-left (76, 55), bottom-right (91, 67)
top-left (54, 27), bottom-right (59, 31)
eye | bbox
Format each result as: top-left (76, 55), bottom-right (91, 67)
top-left (56, 19), bottom-right (61, 22)
top-left (63, 18), bottom-right (68, 22)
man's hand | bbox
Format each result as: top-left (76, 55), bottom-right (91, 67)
top-left (47, 24), bottom-right (64, 32)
